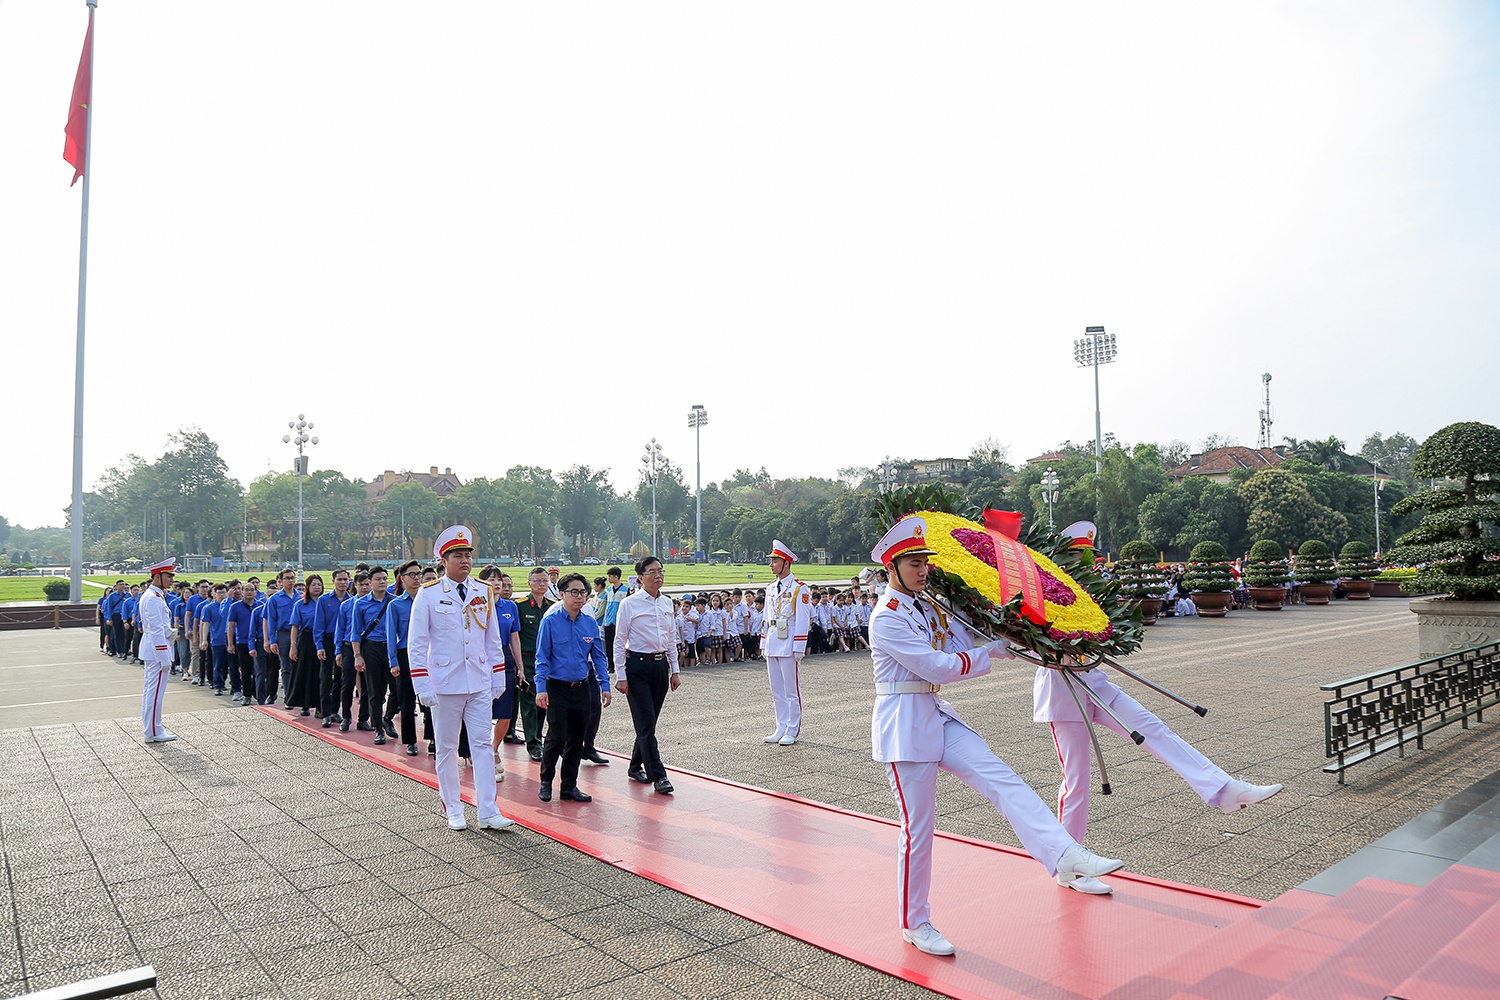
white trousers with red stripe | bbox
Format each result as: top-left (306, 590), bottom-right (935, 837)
top-left (434, 691), bottom-right (501, 821)
top-left (766, 655), bottom-right (802, 737)
top-left (141, 659), bottom-right (169, 740)
top-left (884, 719), bottom-right (1076, 930)
top-left (1047, 686), bottom-right (1231, 842)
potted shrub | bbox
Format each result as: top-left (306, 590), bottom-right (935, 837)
top-left (1184, 540), bottom-right (1235, 617)
top-left (1388, 421), bottom-right (1500, 656)
top-left (1294, 540), bottom-right (1338, 604)
top-left (1245, 539), bottom-right (1291, 610)
top-left (42, 579), bottom-right (72, 602)
top-left (1337, 541), bottom-right (1379, 600)
top-left (1115, 539), bottom-right (1168, 624)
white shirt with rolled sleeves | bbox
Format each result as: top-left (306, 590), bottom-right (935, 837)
top-left (612, 590), bottom-right (679, 671)
top-left (408, 575), bottom-right (506, 701)
top-left (760, 575), bottom-right (811, 657)
top-left (869, 589), bottom-right (995, 763)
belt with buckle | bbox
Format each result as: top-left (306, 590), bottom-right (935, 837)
top-left (628, 651), bottom-right (667, 661)
top-left (873, 681), bottom-right (941, 695)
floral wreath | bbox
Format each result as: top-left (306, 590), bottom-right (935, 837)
top-left (870, 485), bottom-right (1144, 665)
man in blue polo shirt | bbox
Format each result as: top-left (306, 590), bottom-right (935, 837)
top-left (350, 567), bottom-right (394, 745)
top-left (334, 571), bottom-right (369, 732)
top-left (534, 573), bottom-right (612, 803)
top-left (197, 584), bottom-right (230, 695)
top-left (265, 568), bottom-right (300, 705)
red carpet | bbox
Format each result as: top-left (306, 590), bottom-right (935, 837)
top-left (260, 706), bottom-right (1260, 1000)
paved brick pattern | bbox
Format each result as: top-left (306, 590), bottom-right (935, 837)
top-left (2, 599), bottom-right (1499, 997)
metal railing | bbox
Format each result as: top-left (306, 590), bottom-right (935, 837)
top-left (4, 966), bottom-right (156, 1000)
top-left (1322, 641), bottom-right (1500, 782)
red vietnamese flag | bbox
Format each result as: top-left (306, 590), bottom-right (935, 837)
top-left (63, 13), bottom-right (94, 186)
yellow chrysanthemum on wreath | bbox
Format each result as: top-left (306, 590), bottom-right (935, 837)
top-left (920, 510), bottom-right (1114, 642)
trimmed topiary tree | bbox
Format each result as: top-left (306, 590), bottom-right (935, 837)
top-left (1388, 421), bottom-right (1500, 601)
top-left (1295, 539), bottom-right (1338, 604)
top-left (42, 579), bottom-right (71, 601)
top-left (1246, 539), bottom-right (1291, 610)
top-left (1116, 539), bottom-right (1167, 624)
top-left (1185, 540), bottom-right (1234, 617)
top-left (1338, 540), bottom-right (1380, 600)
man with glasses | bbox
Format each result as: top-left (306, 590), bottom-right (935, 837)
top-left (534, 573), bottom-right (612, 803)
top-left (408, 525), bottom-right (515, 832)
top-left (385, 561), bottom-right (425, 755)
top-left (512, 567), bottom-right (554, 761)
top-left (613, 556), bottom-right (682, 795)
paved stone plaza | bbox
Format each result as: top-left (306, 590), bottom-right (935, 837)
top-left (2, 599), bottom-right (1499, 998)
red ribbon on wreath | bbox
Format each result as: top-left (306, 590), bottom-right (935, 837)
top-left (981, 509), bottom-right (1049, 625)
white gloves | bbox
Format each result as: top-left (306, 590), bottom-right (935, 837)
top-left (416, 691), bottom-right (437, 708)
top-left (979, 638), bottom-right (1014, 660)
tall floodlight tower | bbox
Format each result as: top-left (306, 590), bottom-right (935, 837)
top-left (687, 404), bottom-right (707, 560)
top-left (1258, 373), bottom-right (1274, 449)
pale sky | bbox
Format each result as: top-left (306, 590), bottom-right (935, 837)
top-left (3, 1), bottom-right (1497, 529)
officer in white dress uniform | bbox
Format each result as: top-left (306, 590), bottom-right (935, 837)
top-left (408, 526), bottom-right (516, 832)
top-left (139, 558), bottom-right (178, 743)
top-left (759, 540), bottom-right (811, 745)
top-left (869, 516), bottom-right (1125, 957)
top-left (1035, 533), bottom-right (1281, 894)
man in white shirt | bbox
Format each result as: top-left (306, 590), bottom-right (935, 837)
top-left (759, 540), bottom-right (810, 745)
top-left (612, 555), bottom-right (682, 795)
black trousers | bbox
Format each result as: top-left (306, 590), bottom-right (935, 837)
top-left (582, 682), bottom-right (602, 757)
top-left (362, 642), bottom-right (391, 725)
top-left (319, 632), bottom-right (340, 718)
top-left (340, 642), bottom-right (368, 724)
top-left (808, 623), bottom-right (826, 655)
top-left (236, 647), bottom-right (255, 701)
top-left (391, 648), bottom-right (417, 745)
top-left (538, 680), bottom-right (590, 791)
top-left (625, 654), bottom-right (670, 782)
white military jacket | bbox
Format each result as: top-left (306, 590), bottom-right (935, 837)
top-left (761, 573), bottom-right (811, 657)
top-left (138, 585), bottom-right (174, 665)
top-left (408, 574), bottom-right (505, 701)
top-left (869, 588), bottom-right (995, 763)
top-left (1033, 664), bottom-right (1126, 723)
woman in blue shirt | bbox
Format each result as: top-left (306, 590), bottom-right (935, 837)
top-left (287, 575), bottom-right (325, 716)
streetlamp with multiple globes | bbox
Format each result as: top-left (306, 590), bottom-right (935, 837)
top-left (282, 415), bottom-right (318, 572)
top-left (878, 455), bottom-right (898, 494)
top-left (641, 438), bottom-right (665, 556)
top-left (1040, 466), bottom-right (1061, 529)
top-left (687, 405), bottom-right (707, 560)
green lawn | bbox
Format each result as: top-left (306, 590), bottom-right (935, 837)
top-left (0, 563), bottom-right (880, 604)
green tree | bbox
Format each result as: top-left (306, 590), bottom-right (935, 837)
top-left (446, 478), bottom-right (508, 560)
top-left (635, 461), bottom-right (689, 553)
top-left (378, 481), bottom-right (444, 561)
top-left (557, 465), bottom-right (612, 558)
top-left (88, 529), bottom-right (152, 564)
top-left (1359, 431), bottom-right (1420, 487)
top-left (1238, 468), bottom-right (1349, 550)
top-left (0, 515), bottom-right (9, 549)
top-left (494, 466), bottom-right (558, 558)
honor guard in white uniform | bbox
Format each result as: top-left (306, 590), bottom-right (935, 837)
top-left (760, 540), bottom-right (811, 745)
top-left (408, 526), bottom-right (516, 832)
top-left (1036, 530), bottom-right (1281, 893)
top-left (869, 516), bottom-right (1124, 957)
top-left (139, 559), bottom-right (178, 743)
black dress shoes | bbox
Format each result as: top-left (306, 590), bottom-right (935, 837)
top-left (559, 787), bottom-right (592, 802)
top-left (628, 767), bottom-right (652, 784)
top-left (427, 741), bottom-right (436, 755)
top-left (583, 752), bottom-right (610, 766)
top-left (502, 734), bottom-right (525, 745)
top-left (339, 721), bottom-right (350, 733)
top-left (528, 749), bottom-right (543, 762)
top-left (322, 719), bottom-right (333, 729)
top-left (356, 722), bottom-right (376, 732)
top-left (654, 778), bottom-right (674, 795)
top-left (374, 733), bottom-right (387, 746)
top-left (405, 744), bottom-right (418, 756)
top-left (537, 784), bottom-right (552, 802)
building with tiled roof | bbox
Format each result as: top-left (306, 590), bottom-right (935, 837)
top-left (1026, 451), bottom-right (1069, 466)
top-left (364, 466), bottom-right (463, 503)
top-left (1166, 446), bottom-right (1287, 484)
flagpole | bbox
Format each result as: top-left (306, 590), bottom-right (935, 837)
top-left (68, 0), bottom-right (97, 605)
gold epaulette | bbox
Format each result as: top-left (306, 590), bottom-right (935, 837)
top-left (421, 579), bottom-right (440, 588)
